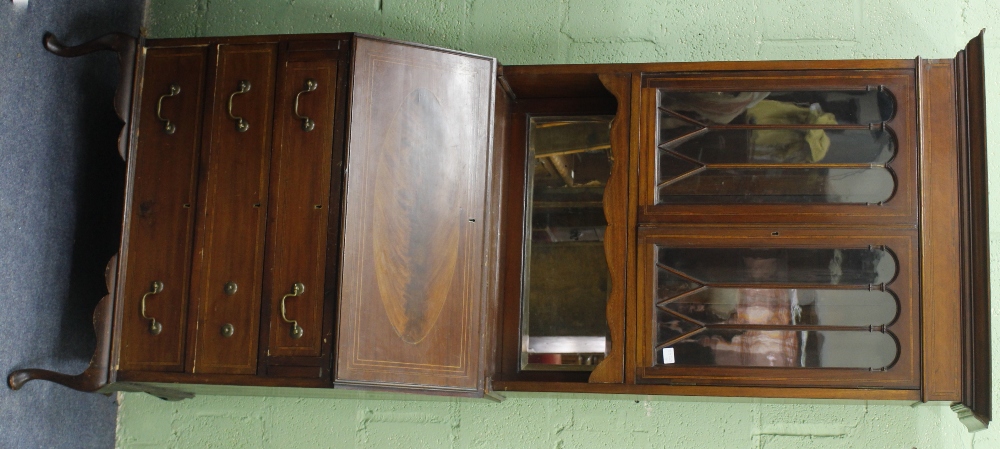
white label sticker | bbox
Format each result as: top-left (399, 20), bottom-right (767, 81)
top-left (662, 347), bottom-right (675, 364)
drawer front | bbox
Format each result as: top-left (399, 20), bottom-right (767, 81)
top-left (118, 46), bottom-right (207, 372)
top-left (262, 52), bottom-right (340, 359)
top-left (190, 43), bottom-right (277, 375)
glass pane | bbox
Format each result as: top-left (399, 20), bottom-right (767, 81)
top-left (659, 90), bottom-right (895, 126)
top-left (661, 129), bottom-right (895, 164)
top-left (655, 266), bottom-right (703, 301)
top-left (657, 329), bottom-right (898, 369)
top-left (522, 116), bottom-right (613, 371)
top-left (659, 108), bottom-right (705, 142)
top-left (663, 288), bottom-right (898, 326)
top-left (657, 247), bottom-right (897, 286)
top-left (658, 150), bottom-right (703, 185)
top-left (658, 167), bottom-right (895, 204)
top-left (655, 309), bottom-right (703, 346)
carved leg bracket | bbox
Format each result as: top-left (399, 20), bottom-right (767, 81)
top-left (41, 32), bottom-right (137, 161)
top-left (8, 255), bottom-right (118, 392)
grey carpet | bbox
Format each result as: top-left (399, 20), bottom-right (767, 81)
top-left (1, 1), bottom-right (144, 448)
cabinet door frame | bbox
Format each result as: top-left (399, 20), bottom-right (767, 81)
top-left (634, 226), bottom-right (919, 390)
top-left (638, 70), bottom-right (918, 225)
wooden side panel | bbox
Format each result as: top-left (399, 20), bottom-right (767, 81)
top-left (484, 79), bottom-right (511, 389)
top-left (589, 73), bottom-right (631, 384)
top-left (337, 37), bottom-right (496, 394)
top-left (118, 46), bottom-right (206, 372)
top-left (190, 44), bottom-right (276, 375)
top-left (918, 59), bottom-right (963, 401)
top-left (262, 50), bottom-right (339, 359)
top-left (957, 30), bottom-right (991, 429)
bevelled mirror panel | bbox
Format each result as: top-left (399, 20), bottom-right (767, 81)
top-left (520, 116), bottom-right (614, 371)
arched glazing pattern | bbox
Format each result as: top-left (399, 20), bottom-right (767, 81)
top-left (653, 246), bottom-right (901, 370)
top-left (656, 89), bottom-right (899, 205)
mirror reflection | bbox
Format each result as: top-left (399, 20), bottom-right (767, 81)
top-left (521, 116), bottom-right (614, 371)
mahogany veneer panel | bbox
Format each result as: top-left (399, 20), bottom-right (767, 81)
top-left (336, 37), bottom-right (496, 393)
top-left (918, 59), bottom-right (963, 401)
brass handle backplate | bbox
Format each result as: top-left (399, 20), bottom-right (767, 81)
top-left (156, 84), bottom-right (181, 134)
top-left (280, 283), bottom-right (305, 339)
top-left (140, 281), bottom-right (164, 335)
top-left (227, 80), bottom-right (251, 132)
top-left (293, 79), bottom-right (318, 132)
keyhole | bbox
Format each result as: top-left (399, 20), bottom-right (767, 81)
top-left (771, 231), bottom-right (780, 236)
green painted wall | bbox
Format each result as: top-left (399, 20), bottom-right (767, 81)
top-left (119, 0), bottom-right (1000, 447)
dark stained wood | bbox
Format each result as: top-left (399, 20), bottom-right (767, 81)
top-left (483, 79), bottom-right (512, 389)
top-left (492, 380), bottom-right (921, 401)
top-left (635, 226), bottom-right (920, 389)
top-left (917, 58), bottom-right (963, 402)
top-left (8, 256), bottom-right (118, 392)
top-left (318, 51), bottom-right (354, 380)
top-left (589, 73), bottom-right (631, 384)
top-left (144, 33), bottom-right (354, 49)
top-left (265, 365), bottom-right (324, 379)
top-left (261, 47), bottom-right (339, 360)
top-left (189, 43), bottom-right (277, 375)
top-left (496, 110), bottom-right (529, 382)
top-left (336, 36), bottom-right (496, 394)
top-left (957, 30), bottom-right (991, 430)
top-left (117, 46), bottom-right (207, 372)
top-left (117, 370), bottom-right (328, 388)
top-left (41, 32), bottom-right (137, 160)
top-left (503, 72), bottom-right (613, 100)
top-left (502, 59), bottom-right (916, 82)
top-left (625, 73), bottom-right (643, 386)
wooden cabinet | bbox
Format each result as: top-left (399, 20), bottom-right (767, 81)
top-left (118, 35), bottom-right (498, 394)
top-left (9, 31), bottom-right (990, 429)
top-left (492, 33), bottom-right (990, 429)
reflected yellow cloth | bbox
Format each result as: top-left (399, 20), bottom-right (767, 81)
top-left (745, 100), bottom-right (838, 162)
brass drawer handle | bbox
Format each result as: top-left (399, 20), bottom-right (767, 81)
top-left (293, 79), bottom-right (318, 132)
top-left (140, 281), bottom-right (164, 335)
top-left (156, 84), bottom-right (181, 134)
top-left (280, 283), bottom-right (305, 339)
top-left (227, 80), bottom-right (251, 132)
